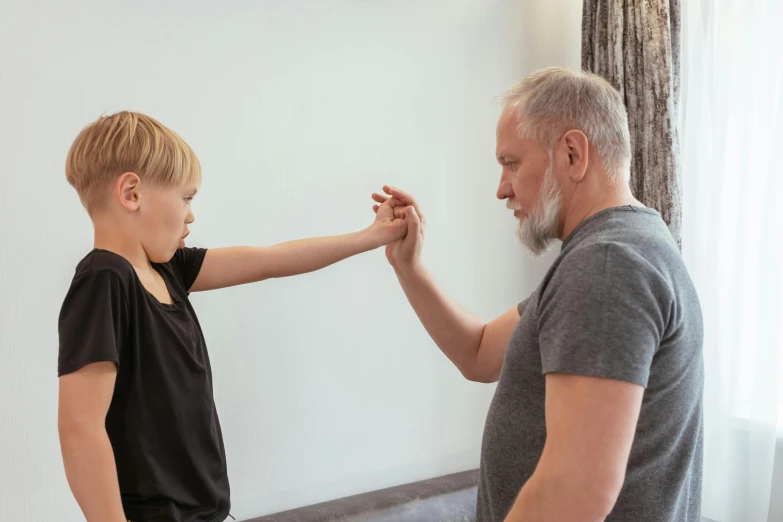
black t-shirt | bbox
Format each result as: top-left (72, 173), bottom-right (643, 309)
top-left (58, 248), bottom-right (230, 522)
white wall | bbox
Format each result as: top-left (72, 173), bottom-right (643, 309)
top-left (0, 1), bottom-right (582, 519)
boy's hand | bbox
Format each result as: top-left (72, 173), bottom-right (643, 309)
top-left (366, 196), bottom-right (408, 248)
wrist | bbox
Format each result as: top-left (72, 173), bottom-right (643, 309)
top-left (392, 258), bottom-right (425, 279)
top-left (357, 226), bottom-right (384, 251)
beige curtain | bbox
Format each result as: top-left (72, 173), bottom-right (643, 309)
top-left (582, 0), bottom-right (682, 247)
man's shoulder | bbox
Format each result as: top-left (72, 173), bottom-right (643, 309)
top-left (539, 233), bottom-right (677, 314)
top-left (559, 207), bottom-right (681, 279)
top-left (557, 237), bottom-right (665, 280)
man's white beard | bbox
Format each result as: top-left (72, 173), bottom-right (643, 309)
top-left (515, 163), bottom-right (562, 256)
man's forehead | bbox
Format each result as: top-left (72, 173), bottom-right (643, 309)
top-left (497, 106), bottom-right (518, 130)
top-left (496, 111), bottom-right (529, 156)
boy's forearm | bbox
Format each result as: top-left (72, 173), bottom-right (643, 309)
top-left (60, 427), bottom-right (127, 522)
top-left (263, 228), bottom-right (379, 278)
top-left (192, 229), bottom-right (382, 291)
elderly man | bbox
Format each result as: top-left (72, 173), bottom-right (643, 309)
top-left (372, 67), bottom-right (703, 522)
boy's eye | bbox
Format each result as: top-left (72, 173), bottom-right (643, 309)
top-left (184, 197), bottom-right (193, 204)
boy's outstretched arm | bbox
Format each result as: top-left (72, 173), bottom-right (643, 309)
top-left (58, 362), bottom-right (127, 522)
top-left (190, 198), bottom-right (406, 292)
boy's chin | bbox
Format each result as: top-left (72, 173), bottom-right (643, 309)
top-left (146, 246), bottom-right (180, 264)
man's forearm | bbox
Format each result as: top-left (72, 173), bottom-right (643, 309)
top-left (394, 262), bottom-right (486, 378)
top-left (60, 427), bottom-right (127, 522)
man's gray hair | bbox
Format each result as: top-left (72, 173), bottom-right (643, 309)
top-left (501, 67), bottom-right (632, 182)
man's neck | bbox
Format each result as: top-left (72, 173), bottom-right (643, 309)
top-left (558, 179), bottom-right (643, 241)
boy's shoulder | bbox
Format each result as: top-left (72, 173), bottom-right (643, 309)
top-left (58, 249), bottom-right (136, 376)
top-left (72, 249), bottom-right (136, 284)
top-left (71, 249), bottom-right (136, 291)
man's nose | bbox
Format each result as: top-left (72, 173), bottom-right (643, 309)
top-left (497, 180), bottom-right (513, 200)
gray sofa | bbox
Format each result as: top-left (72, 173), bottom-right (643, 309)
top-left (245, 470), bottom-right (479, 522)
top-left (244, 471), bottom-right (726, 522)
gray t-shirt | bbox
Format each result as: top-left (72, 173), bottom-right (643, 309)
top-left (477, 206), bottom-right (704, 522)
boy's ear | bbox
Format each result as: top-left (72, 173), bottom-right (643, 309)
top-left (116, 172), bottom-right (142, 211)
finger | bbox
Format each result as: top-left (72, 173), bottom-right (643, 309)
top-left (383, 186), bottom-right (423, 220)
top-left (406, 206), bottom-right (422, 236)
top-left (383, 185), bottom-right (415, 204)
top-left (379, 196), bottom-right (405, 209)
top-left (373, 205), bottom-right (379, 213)
top-left (372, 192), bottom-right (390, 204)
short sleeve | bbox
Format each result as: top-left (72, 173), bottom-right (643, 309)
top-left (537, 243), bottom-right (671, 387)
top-left (58, 270), bottom-right (127, 376)
top-left (517, 295), bottom-right (533, 317)
top-left (169, 247), bottom-right (208, 292)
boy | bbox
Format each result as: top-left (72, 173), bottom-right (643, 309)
top-left (57, 111), bottom-right (406, 522)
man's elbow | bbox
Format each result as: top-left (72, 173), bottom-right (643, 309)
top-left (569, 476), bottom-right (623, 520)
top-left (459, 364), bottom-right (499, 383)
top-left (586, 485), bottom-right (622, 520)
top-left (537, 468), bottom-right (622, 521)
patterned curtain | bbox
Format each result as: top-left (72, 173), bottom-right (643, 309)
top-left (582, 0), bottom-right (682, 247)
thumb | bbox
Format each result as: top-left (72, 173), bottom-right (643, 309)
top-left (406, 206), bottom-right (422, 235)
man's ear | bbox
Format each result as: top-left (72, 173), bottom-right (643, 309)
top-left (561, 129), bottom-right (589, 183)
top-left (115, 172), bottom-right (142, 211)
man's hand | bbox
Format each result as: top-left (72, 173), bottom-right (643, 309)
top-left (371, 185), bottom-right (425, 270)
top-left (370, 184), bottom-right (518, 382)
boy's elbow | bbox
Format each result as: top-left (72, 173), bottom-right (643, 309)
top-left (58, 412), bottom-right (104, 443)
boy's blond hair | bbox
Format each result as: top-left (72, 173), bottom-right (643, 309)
top-left (66, 111), bottom-right (202, 214)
